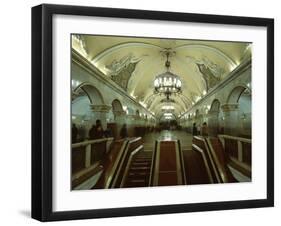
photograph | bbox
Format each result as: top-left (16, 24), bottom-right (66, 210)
top-left (71, 34), bottom-right (252, 190)
top-left (31, 3), bottom-right (274, 221)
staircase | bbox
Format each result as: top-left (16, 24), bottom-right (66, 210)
top-left (123, 151), bottom-right (153, 188)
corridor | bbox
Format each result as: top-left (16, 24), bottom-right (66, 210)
top-left (143, 130), bottom-right (193, 150)
top-left (71, 34), bottom-right (252, 190)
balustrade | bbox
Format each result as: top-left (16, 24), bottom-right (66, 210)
top-left (72, 137), bottom-right (114, 175)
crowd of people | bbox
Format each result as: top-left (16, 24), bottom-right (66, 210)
top-left (72, 119), bottom-right (128, 143)
top-left (192, 122), bottom-right (208, 136)
top-left (72, 119), bottom-right (210, 143)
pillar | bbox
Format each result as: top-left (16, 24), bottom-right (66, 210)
top-left (207, 111), bottom-right (219, 137)
top-left (125, 114), bottom-right (136, 137)
top-left (113, 110), bottom-right (127, 138)
top-left (90, 104), bottom-right (112, 130)
top-left (221, 103), bottom-right (240, 136)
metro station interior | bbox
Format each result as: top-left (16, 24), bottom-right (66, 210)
top-left (71, 34), bottom-right (252, 190)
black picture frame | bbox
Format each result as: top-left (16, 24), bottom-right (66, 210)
top-left (32, 3), bottom-right (274, 222)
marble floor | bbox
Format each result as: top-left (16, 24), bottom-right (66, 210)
top-left (142, 130), bottom-right (193, 151)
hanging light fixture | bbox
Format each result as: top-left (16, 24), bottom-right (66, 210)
top-left (160, 98), bottom-right (175, 103)
top-left (154, 50), bottom-right (182, 99)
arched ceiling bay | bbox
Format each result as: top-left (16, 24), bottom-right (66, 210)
top-left (72, 34), bottom-right (251, 119)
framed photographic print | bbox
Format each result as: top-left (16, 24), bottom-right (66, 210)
top-left (31, 4), bottom-right (274, 221)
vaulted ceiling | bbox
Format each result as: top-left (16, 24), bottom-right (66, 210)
top-left (72, 34), bottom-right (251, 119)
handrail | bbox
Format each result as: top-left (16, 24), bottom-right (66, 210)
top-left (218, 134), bottom-right (251, 166)
top-left (192, 143), bottom-right (214, 183)
top-left (109, 137), bottom-right (143, 188)
top-left (177, 140), bottom-right (187, 185)
top-left (72, 164), bottom-right (103, 189)
top-left (218, 134), bottom-right (251, 144)
top-left (72, 137), bottom-right (114, 148)
top-left (120, 145), bottom-right (143, 187)
top-left (72, 137), bottom-right (114, 172)
top-left (150, 141), bottom-right (161, 186)
top-left (102, 140), bottom-right (129, 188)
top-left (206, 138), bottom-right (229, 183)
top-left (148, 141), bottom-right (157, 186)
top-left (192, 136), bottom-right (221, 183)
top-left (128, 137), bottom-right (142, 144)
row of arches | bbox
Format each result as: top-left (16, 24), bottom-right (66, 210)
top-left (72, 82), bottom-right (156, 140)
top-left (183, 85), bottom-right (251, 137)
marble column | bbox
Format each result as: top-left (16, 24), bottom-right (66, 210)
top-left (113, 110), bottom-right (127, 138)
top-left (113, 110), bottom-right (127, 124)
top-left (207, 111), bottom-right (219, 137)
top-left (221, 103), bottom-right (240, 136)
top-left (90, 104), bottom-right (112, 130)
top-left (124, 114), bottom-right (136, 137)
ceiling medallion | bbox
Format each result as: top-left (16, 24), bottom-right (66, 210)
top-left (153, 50), bottom-right (182, 99)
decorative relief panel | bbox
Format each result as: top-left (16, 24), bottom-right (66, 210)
top-left (186, 56), bottom-right (225, 91)
top-left (105, 54), bottom-right (141, 91)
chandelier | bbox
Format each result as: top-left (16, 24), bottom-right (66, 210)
top-left (154, 51), bottom-right (182, 99)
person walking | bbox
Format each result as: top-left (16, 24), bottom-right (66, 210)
top-left (120, 123), bottom-right (128, 139)
top-left (89, 119), bottom-right (104, 139)
top-left (72, 123), bottom-right (78, 143)
top-left (201, 122), bottom-right (208, 136)
top-left (192, 123), bottom-right (198, 136)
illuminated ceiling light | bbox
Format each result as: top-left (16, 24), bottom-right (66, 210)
top-left (123, 106), bottom-right (128, 111)
top-left (195, 96), bottom-right (201, 102)
top-left (202, 90), bottom-right (207, 95)
top-left (162, 105), bottom-right (175, 110)
top-left (164, 113), bottom-right (173, 116)
top-left (160, 98), bottom-right (175, 103)
top-left (229, 64), bottom-right (237, 72)
top-left (130, 93), bottom-right (137, 99)
top-left (153, 50), bottom-right (182, 100)
top-left (71, 80), bottom-right (80, 89)
top-left (139, 101), bottom-right (147, 108)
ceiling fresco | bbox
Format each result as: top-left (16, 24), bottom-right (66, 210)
top-left (72, 34), bottom-right (251, 119)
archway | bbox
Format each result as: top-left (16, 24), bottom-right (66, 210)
top-left (224, 85), bottom-right (251, 136)
top-left (73, 83), bottom-right (108, 133)
top-left (76, 83), bottom-right (104, 105)
top-left (72, 83), bottom-right (106, 141)
top-left (112, 99), bottom-right (123, 112)
top-left (72, 89), bottom-right (92, 140)
top-left (159, 113), bottom-right (177, 130)
top-left (227, 85), bottom-right (250, 104)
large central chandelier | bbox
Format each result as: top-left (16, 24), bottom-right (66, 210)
top-left (154, 51), bottom-right (182, 99)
